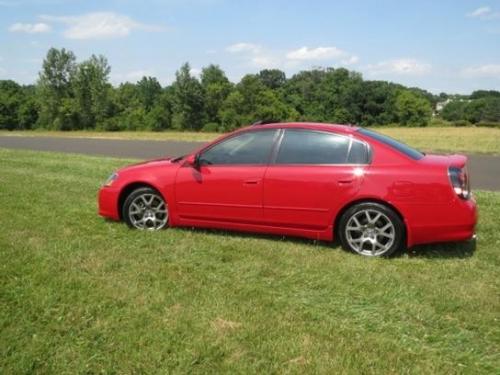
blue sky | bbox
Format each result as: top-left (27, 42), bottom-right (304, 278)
top-left (1, 0), bottom-right (499, 93)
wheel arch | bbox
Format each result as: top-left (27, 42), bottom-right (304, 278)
top-left (333, 197), bottom-right (410, 247)
top-left (117, 181), bottom-right (164, 220)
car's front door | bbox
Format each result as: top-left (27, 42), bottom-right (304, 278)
top-left (263, 129), bottom-right (368, 230)
top-left (175, 129), bottom-right (278, 224)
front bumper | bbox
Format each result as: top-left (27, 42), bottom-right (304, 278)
top-left (98, 186), bottom-right (120, 220)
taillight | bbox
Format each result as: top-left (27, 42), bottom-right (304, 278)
top-left (448, 166), bottom-right (471, 199)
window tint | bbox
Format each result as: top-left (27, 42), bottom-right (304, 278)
top-left (275, 130), bottom-right (351, 164)
top-left (200, 130), bottom-right (276, 165)
top-left (357, 128), bottom-right (424, 160)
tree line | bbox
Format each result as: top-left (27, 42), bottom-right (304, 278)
top-left (0, 47), bottom-right (499, 132)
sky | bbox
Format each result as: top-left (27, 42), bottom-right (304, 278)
top-left (0, 0), bottom-right (499, 93)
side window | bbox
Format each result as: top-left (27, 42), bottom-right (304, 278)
top-left (347, 140), bottom-right (369, 164)
top-left (200, 130), bottom-right (277, 165)
top-left (275, 130), bottom-right (351, 164)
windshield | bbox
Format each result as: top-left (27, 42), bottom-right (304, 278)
top-left (357, 128), bottom-right (424, 160)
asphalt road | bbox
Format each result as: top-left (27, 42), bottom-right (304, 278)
top-left (1, 135), bottom-right (499, 191)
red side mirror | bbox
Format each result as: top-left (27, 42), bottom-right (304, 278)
top-left (185, 154), bottom-right (198, 168)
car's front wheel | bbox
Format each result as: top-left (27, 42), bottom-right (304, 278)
top-left (338, 202), bottom-right (404, 257)
top-left (122, 187), bottom-right (168, 230)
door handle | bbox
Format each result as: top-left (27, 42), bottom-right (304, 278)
top-left (243, 179), bottom-right (260, 185)
top-left (338, 179), bottom-right (354, 185)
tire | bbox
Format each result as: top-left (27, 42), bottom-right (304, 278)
top-left (122, 187), bottom-right (169, 230)
top-left (337, 202), bottom-right (405, 257)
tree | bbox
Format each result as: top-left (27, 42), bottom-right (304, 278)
top-left (200, 64), bottom-right (232, 125)
top-left (394, 90), bottom-right (432, 126)
top-left (146, 90), bottom-right (173, 131)
top-left (0, 80), bottom-right (23, 130)
top-left (441, 100), bottom-right (467, 122)
top-left (219, 74), bottom-right (298, 130)
top-left (73, 54), bottom-right (111, 129)
top-left (470, 90), bottom-right (500, 99)
top-left (171, 63), bottom-right (204, 130)
top-left (258, 69), bottom-right (286, 90)
top-left (37, 48), bottom-right (77, 128)
top-left (136, 76), bottom-right (162, 111)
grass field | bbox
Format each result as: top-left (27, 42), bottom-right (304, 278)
top-left (1, 148), bottom-right (499, 373)
top-left (2, 126), bottom-right (500, 155)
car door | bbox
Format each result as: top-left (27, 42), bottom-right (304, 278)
top-left (263, 129), bottom-right (368, 230)
top-left (175, 129), bottom-right (278, 224)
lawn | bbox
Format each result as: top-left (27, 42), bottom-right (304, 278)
top-left (0, 148), bottom-right (499, 373)
top-left (2, 126), bottom-right (500, 155)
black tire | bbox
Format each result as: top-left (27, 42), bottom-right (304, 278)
top-left (122, 187), bottom-right (169, 230)
top-left (337, 202), bottom-right (405, 257)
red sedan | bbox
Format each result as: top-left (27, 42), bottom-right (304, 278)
top-left (98, 123), bottom-right (477, 257)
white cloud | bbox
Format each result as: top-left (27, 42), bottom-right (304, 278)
top-left (9, 22), bottom-right (51, 33)
top-left (226, 42), bottom-right (279, 68)
top-left (111, 69), bottom-right (155, 84)
top-left (462, 64), bottom-right (500, 78)
top-left (250, 55), bottom-right (281, 68)
top-left (286, 46), bottom-right (347, 61)
top-left (227, 43), bottom-right (358, 70)
top-left (467, 6), bottom-right (500, 20)
top-left (40, 12), bottom-right (165, 40)
top-left (189, 67), bottom-right (201, 77)
top-left (365, 59), bottom-right (431, 76)
top-left (226, 43), bottom-right (261, 54)
top-left (341, 55), bottom-right (359, 65)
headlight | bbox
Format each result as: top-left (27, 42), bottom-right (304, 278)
top-left (103, 172), bottom-right (118, 187)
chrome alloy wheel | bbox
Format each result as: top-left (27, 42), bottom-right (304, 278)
top-left (128, 192), bottom-right (168, 230)
top-left (345, 209), bottom-right (396, 256)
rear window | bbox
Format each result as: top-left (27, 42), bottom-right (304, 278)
top-left (357, 128), bottom-right (424, 160)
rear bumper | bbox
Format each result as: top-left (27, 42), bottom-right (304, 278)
top-left (408, 196), bottom-right (477, 247)
top-left (98, 186), bottom-right (120, 220)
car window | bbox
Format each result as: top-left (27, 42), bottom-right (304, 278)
top-left (347, 139), bottom-right (369, 164)
top-left (200, 130), bottom-right (277, 165)
top-left (357, 128), bottom-right (424, 160)
top-left (275, 130), bottom-right (351, 164)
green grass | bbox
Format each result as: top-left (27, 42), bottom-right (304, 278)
top-left (1, 148), bottom-right (499, 373)
top-left (2, 125), bottom-right (500, 155)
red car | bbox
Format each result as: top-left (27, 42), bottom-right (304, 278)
top-left (98, 122), bottom-right (477, 257)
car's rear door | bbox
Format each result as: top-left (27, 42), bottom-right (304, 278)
top-left (175, 129), bottom-right (278, 224)
top-left (263, 129), bottom-right (368, 230)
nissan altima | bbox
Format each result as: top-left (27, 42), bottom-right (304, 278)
top-left (98, 122), bottom-right (477, 257)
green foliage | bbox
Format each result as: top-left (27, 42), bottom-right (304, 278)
top-left (394, 90), bottom-right (432, 126)
top-left (1, 47), bottom-right (495, 132)
top-left (136, 76), bottom-right (162, 111)
top-left (171, 63), bottom-right (204, 131)
top-left (201, 122), bottom-right (220, 132)
top-left (37, 48), bottom-right (77, 128)
top-left (0, 80), bottom-right (23, 130)
top-left (200, 65), bottom-right (232, 125)
top-left (73, 55), bottom-right (111, 129)
top-left (258, 69), bottom-right (286, 89)
top-left (442, 97), bottom-right (500, 124)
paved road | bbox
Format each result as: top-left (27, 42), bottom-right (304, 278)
top-left (1, 135), bottom-right (499, 191)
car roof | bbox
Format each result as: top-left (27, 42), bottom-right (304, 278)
top-left (240, 122), bottom-right (360, 135)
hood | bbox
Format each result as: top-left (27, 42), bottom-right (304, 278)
top-left (118, 156), bottom-right (175, 173)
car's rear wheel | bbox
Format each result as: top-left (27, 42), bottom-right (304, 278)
top-left (122, 187), bottom-right (168, 230)
top-left (338, 202), bottom-right (404, 257)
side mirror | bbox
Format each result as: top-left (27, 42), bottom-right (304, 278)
top-left (185, 154), bottom-right (199, 168)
